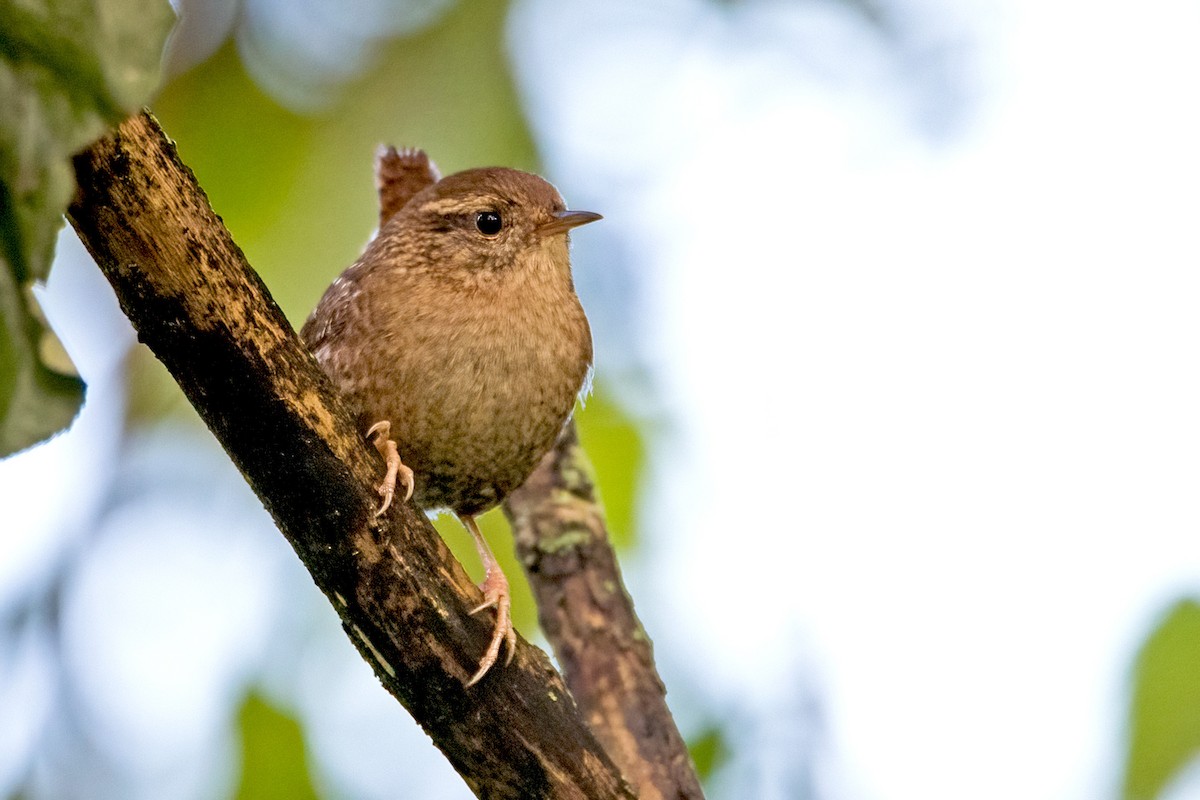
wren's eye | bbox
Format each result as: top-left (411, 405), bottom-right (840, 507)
top-left (474, 211), bottom-right (503, 237)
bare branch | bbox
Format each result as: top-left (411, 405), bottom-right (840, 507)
top-left (505, 422), bottom-right (705, 800)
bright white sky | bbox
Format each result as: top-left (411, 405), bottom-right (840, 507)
top-left (512, 1), bottom-right (1200, 798)
top-left (4, 1), bottom-right (1200, 798)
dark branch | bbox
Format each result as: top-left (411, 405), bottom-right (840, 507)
top-left (67, 111), bottom-right (635, 800)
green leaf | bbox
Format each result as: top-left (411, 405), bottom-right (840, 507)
top-left (0, 0), bottom-right (175, 455)
top-left (0, 274), bottom-right (83, 454)
top-left (235, 692), bottom-right (321, 800)
top-left (1123, 598), bottom-right (1200, 800)
top-left (688, 723), bottom-right (730, 781)
top-left (576, 387), bottom-right (645, 551)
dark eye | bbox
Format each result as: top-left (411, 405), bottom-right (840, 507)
top-left (475, 211), bottom-right (503, 236)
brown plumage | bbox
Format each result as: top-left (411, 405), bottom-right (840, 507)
top-left (301, 148), bottom-right (599, 684)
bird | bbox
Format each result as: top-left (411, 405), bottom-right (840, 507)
top-left (301, 147), bottom-right (600, 685)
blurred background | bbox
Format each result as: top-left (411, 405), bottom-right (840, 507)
top-left (4, 0), bottom-right (1200, 797)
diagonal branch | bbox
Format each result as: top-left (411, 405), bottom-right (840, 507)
top-left (67, 110), bottom-right (634, 800)
top-left (505, 422), bottom-right (705, 800)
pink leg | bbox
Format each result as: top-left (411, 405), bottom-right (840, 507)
top-left (366, 421), bottom-right (414, 517)
top-left (463, 514), bottom-right (516, 686)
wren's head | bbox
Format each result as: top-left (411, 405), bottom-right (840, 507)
top-left (378, 167), bottom-right (601, 277)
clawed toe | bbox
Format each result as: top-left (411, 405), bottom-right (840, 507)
top-left (467, 583), bottom-right (513, 686)
top-left (464, 526), bottom-right (515, 686)
top-left (397, 463), bottom-right (414, 503)
top-left (366, 421), bottom-right (412, 516)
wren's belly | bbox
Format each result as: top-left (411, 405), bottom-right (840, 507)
top-left (381, 337), bottom-right (588, 515)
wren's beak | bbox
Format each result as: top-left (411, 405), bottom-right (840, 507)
top-left (537, 209), bottom-right (603, 237)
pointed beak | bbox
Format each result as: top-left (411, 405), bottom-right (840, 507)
top-left (537, 209), bottom-right (603, 237)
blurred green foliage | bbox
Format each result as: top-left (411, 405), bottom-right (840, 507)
top-left (577, 392), bottom-right (645, 552)
top-left (235, 693), bottom-right (320, 800)
top-left (1123, 599), bottom-right (1200, 800)
top-left (688, 724), bottom-right (731, 782)
top-left (0, 0), bottom-right (172, 455)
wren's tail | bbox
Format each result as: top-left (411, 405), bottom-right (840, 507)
top-left (375, 146), bottom-right (442, 227)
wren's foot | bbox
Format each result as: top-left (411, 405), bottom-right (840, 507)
top-left (467, 568), bottom-right (516, 686)
top-left (462, 515), bottom-right (517, 686)
top-left (366, 421), bottom-right (414, 516)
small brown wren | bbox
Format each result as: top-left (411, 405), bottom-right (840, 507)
top-left (301, 147), bottom-right (600, 685)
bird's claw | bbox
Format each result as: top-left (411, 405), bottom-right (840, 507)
top-left (367, 421), bottom-right (413, 517)
top-left (466, 570), bottom-right (516, 686)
